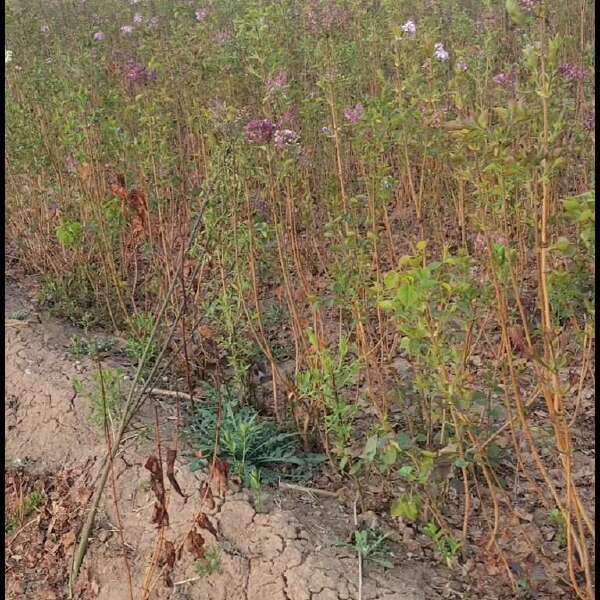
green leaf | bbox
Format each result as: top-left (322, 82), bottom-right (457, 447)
top-left (378, 299), bottom-right (395, 312)
top-left (396, 432), bottom-right (414, 450)
top-left (382, 444), bottom-right (397, 467)
top-left (361, 435), bottom-right (379, 462)
top-left (391, 495), bottom-right (420, 522)
top-left (477, 110), bottom-right (489, 129)
top-left (384, 271), bottom-right (400, 289)
top-left (397, 284), bottom-right (417, 308)
top-left (506, 0), bottom-right (528, 26)
top-left (398, 465), bottom-right (415, 480)
top-left (548, 35), bottom-right (562, 70)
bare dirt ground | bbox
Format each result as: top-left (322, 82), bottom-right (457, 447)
top-left (5, 279), bottom-right (449, 600)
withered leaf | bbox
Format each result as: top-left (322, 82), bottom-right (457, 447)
top-left (198, 324), bottom-right (216, 340)
top-left (210, 458), bottom-right (229, 497)
top-left (195, 512), bottom-right (217, 538)
top-left (78, 163), bottom-right (92, 182)
top-left (145, 456), bottom-right (168, 527)
top-left (145, 455), bottom-right (161, 477)
top-left (166, 448), bottom-right (187, 499)
top-left (127, 189), bottom-right (148, 221)
top-left (110, 182), bottom-right (128, 202)
top-left (61, 530), bottom-right (77, 550)
top-left (159, 540), bottom-right (176, 570)
top-left (151, 501), bottom-right (169, 528)
top-left (185, 529), bottom-right (205, 560)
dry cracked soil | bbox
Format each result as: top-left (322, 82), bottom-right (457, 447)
top-left (5, 279), bottom-right (445, 600)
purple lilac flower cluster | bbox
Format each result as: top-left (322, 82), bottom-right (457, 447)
top-left (401, 20), bottom-right (416, 38)
top-left (273, 129), bottom-right (300, 148)
top-left (558, 63), bottom-right (588, 82)
top-left (195, 8), bottom-right (209, 22)
top-left (245, 119), bottom-right (277, 144)
top-left (344, 103), bottom-right (364, 125)
top-left (434, 43), bottom-right (449, 62)
top-left (245, 119), bottom-right (299, 148)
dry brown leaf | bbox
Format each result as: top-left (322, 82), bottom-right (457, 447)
top-left (151, 502), bottom-right (169, 528)
top-left (198, 324), bottom-right (216, 340)
top-left (185, 529), bottom-right (205, 560)
top-left (78, 163), bottom-right (92, 182)
top-left (166, 448), bottom-right (186, 499)
top-left (61, 530), bottom-right (77, 550)
top-left (195, 512), bottom-right (217, 538)
top-left (145, 456), bottom-right (169, 527)
top-left (127, 189), bottom-right (148, 221)
top-left (210, 458), bottom-right (229, 497)
top-left (159, 539), bottom-right (177, 587)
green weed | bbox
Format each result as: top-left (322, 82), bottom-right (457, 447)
top-left (185, 384), bottom-right (324, 485)
top-left (337, 528), bottom-right (395, 570)
top-left (73, 368), bottom-right (124, 428)
top-left (194, 548), bottom-right (222, 578)
top-left (5, 490), bottom-right (44, 535)
top-left (422, 521), bottom-right (461, 568)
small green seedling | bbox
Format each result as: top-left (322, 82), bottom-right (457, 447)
top-left (194, 548), bottom-right (222, 577)
top-left (422, 521), bottom-right (461, 568)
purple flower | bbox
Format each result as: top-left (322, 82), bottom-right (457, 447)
top-left (493, 72), bottom-right (515, 86)
top-left (195, 8), bottom-right (209, 22)
top-left (456, 61), bottom-right (468, 72)
top-left (273, 129), bottom-right (299, 148)
top-left (434, 43), bottom-right (449, 62)
top-left (267, 71), bottom-right (289, 93)
top-left (120, 25), bottom-right (134, 35)
top-left (245, 119), bottom-right (277, 144)
top-left (401, 20), bottom-right (416, 38)
top-left (583, 111), bottom-right (595, 132)
top-left (558, 63), bottom-right (588, 82)
top-left (40, 24), bottom-right (50, 33)
top-left (93, 31), bottom-right (106, 41)
top-left (344, 103), bottom-right (364, 125)
top-left (133, 13), bottom-right (143, 25)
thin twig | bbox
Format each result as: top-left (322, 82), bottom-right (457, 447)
top-left (278, 481), bottom-right (339, 498)
top-left (149, 388), bottom-right (199, 401)
top-left (353, 491), bottom-right (362, 600)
